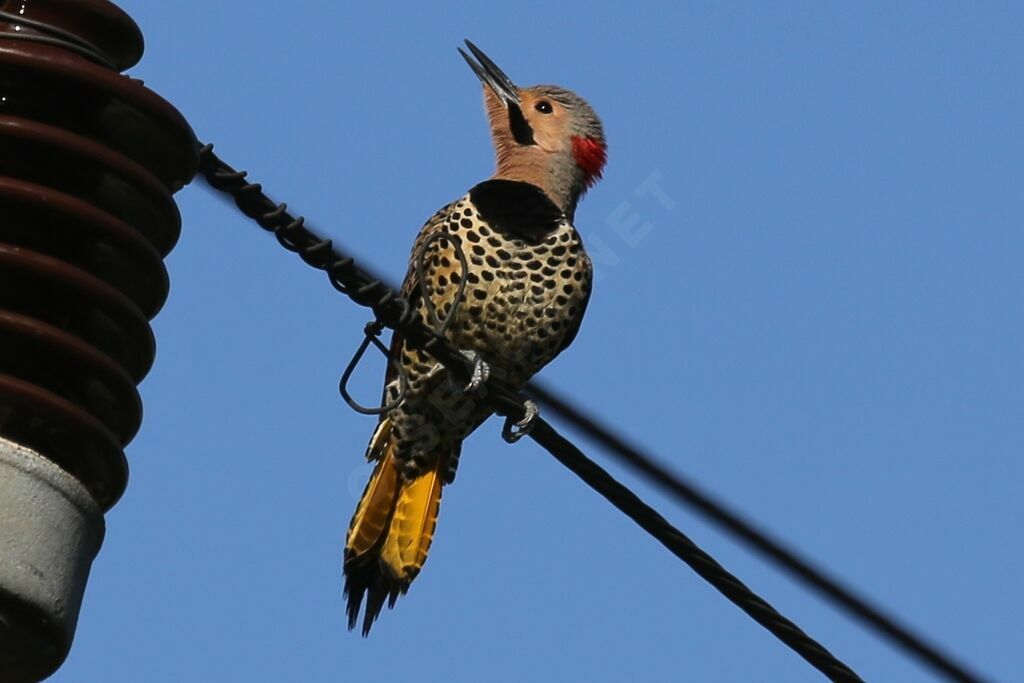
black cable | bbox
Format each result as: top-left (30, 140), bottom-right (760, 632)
top-left (526, 383), bottom-right (991, 683)
top-left (529, 419), bottom-right (862, 682)
top-left (197, 143), bottom-right (864, 681)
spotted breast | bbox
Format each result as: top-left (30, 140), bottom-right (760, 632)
top-left (384, 179), bottom-right (592, 482)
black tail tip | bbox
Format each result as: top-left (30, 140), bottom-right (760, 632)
top-left (344, 559), bottom-right (405, 636)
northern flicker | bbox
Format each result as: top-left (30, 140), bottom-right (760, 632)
top-left (344, 40), bottom-right (607, 634)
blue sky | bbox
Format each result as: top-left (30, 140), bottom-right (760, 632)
top-left (54, 2), bottom-right (1021, 681)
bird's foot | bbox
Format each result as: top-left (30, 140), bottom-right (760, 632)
top-left (462, 351), bottom-right (491, 393)
top-left (502, 400), bottom-right (538, 444)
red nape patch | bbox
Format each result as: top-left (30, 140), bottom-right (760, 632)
top-left (571, 136), bottom-right (607, 189)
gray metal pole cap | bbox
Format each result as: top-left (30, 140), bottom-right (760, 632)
top-left (0, 437), bottom-right (105, 682)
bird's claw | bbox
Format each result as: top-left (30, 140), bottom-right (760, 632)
top-left (502, 400), bottom-right (538, 444)
top-left (462, 351), bottom-right (490, 393)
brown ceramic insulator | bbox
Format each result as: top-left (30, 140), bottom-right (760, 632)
top-left (0, 0), bottom-right (143, 69)
top-left (0, 41), bottom-right (196, 190)
top-left (0, 0), bottom-right (198, 511)
top-left (0, 177), bottom-right (169, 319)
top-left (0, 308), bottom-right (141, 442)
top-left (0, 115), bottom-right (181, 254)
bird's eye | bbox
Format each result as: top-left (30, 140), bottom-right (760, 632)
top-left (535, 100), bottom-right (553, 114)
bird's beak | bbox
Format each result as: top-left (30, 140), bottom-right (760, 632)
top-left (459, 39), bottom-right (521, 108)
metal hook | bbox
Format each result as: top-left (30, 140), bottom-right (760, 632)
top-left (339, 322), bottom-right (409, 416)
top-left (414, 231), bottom-right (469, 336)
top-left (501, 399), bottom-right (539, 444)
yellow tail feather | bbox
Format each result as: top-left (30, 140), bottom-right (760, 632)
top-left (344, 418), bottom-right (447, 635)
top-left (346, 421), bottom-right (397, 557)
top-left (380, 462), bottom-right (443, 579)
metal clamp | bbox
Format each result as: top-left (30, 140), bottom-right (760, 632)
top-left (339, 322), bottom-right (409, 415)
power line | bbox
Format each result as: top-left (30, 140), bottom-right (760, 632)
top-left (198, 143), bottom-right (864, 681)
top-left (530, 418), bottom-right (862, 681)
top-left (526, 383), bottom-right (991, 683)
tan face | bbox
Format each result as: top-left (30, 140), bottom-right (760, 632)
top-left (483, 86), bottom-right (601, 153)
top-left (518, 88), bottom-right (575, 153)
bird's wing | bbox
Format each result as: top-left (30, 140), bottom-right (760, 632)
top-left (399, 201), bottom-right (457, 302)
top-left (554, 250), bottom-right (593, 358)
top-left (377, 201), bottom-right (459, 410)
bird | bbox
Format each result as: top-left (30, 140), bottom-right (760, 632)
top-left (343, 39), bottom-right (607, 635)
